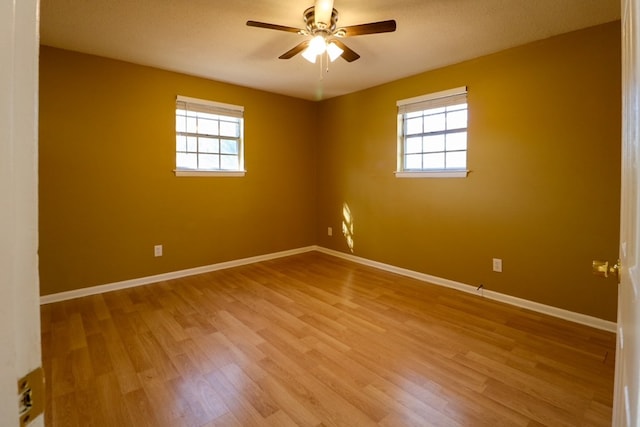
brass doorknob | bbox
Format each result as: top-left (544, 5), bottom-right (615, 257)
top-left (592, 259), bottom-right (620, 279)
top-left (610, 259), bottom-right (620, 278)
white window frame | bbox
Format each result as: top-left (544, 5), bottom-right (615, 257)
top-left (174, 95), bottom-right (245, 177)
top-left (395, 86), bottom-right (469, 178)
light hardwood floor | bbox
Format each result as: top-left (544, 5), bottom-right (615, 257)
top-left (41, 251), bottom-right (615, 426)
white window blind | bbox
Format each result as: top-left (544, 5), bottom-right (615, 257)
top-left (397, 87), bottom-right (468, 115)
top-left (176, 95), bottom-right (244, 119)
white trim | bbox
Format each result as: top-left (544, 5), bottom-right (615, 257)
top-left (40, 245), bottom-right (617, 333)
top-left (396, 86), bottom-right (468, 107)
top-left (481, 289), bottom-right (616, 332)
top-left (40, 246), bottom-right (316, 304)
top-left (176, 95), bottom-right (244, 113)
top-left (315, 247), bottom-right (617, 333)
top-left (1, 0), bottom-right (43, 424)
top-left (630, 265), bottom-right (638, 298)
top-left (395, 170), bottom-right (469, 178)
top-left (174, 169), bottom-right (246, 177)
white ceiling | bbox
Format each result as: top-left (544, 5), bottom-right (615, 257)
top-left (40, 0), bottom-right (620, 101)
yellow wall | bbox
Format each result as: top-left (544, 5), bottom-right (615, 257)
top-left (40, 21), bottom-right (621, 321)
top-left (39, 46), bottom-right (318, 295)
top-left (316, 21), bottom-right (621, 321)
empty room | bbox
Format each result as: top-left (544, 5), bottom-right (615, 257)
top-left (2, 0), bottom-right (639, 426)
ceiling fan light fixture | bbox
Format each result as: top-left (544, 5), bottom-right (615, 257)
top-left (302, 35), bottom-right (327, 63)
top-left (309, 35), bottom-right (327, 55)
top-left (302, 47), bottom-right (318, 63)
top-left (247, 0), bottom-right (397, 66)
top-left (326, 41), bottom-right (343, 62)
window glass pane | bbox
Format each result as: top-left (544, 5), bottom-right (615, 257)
top-left (220, 139), bottom-right (238, 155)
top-left (406, 117), bottom-right (423, 135)
top-left (447, 109), bottom-right (467, 130)
top-left (446, 151), bottom-right (466, 169)
top-left (423, 134), bottom-right (445, 153)
top-left (446, 132), bottom-right (467, 151)
top-left (405, 154), bottom-right (422, 169)
top-left (199, 137), bottom-right (219, 154)
top-left (446, 103), bottom-right (467, 112)
top-left (423, 152), bottom-right (445, 169)
top-left (198, 118), bottom-right (219, 135)
top-left (198, 154), bottom-right (219, 170)
top-left (220, 155), bottom-right (239, 170)
top-left (220, 120), bottom-right (239, 137)
top-left (424, 113), bottom-right (446, 133)
top-left (176, 135), bottom-right (187, 152)
top-left (176, 114), bottom-right (186, 133)
top-left (406, 111), bottom-right (422, 119)
top-left (186, 136), bottom-right (198, 152)
top-left (186, 117), bottom-right (197, 133)
top-left (177, 152), bottom-right (197, 169)
top-left (406, 137), bottom-right (422, 154)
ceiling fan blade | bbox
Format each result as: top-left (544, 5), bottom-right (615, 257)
top-left (338, 20), bottom-right (397, 37)
top-left (314, 0), bottom-right (334, 26)
top-left (246, 20), bottom-right (302, 34)
top-left (279, 40), bottom-right (310, 59)
top-left (331, 39), bottom-right (360, 62)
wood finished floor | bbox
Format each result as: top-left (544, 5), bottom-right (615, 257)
top-left (41, 252), bottom-right (616, 426)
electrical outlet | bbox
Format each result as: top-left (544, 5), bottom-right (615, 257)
top-left (154, 245), bottom-right (163, 257)
top-left (328, 227), bottom-right (333, 236)
top-left (492, 258), bottom-right (502, 272)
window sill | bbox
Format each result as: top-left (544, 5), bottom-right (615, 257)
top-left (394, 170), bottom-right (469, 178)
top-left (174, 169), bottom-right (246, 177)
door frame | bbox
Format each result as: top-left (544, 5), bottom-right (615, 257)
top-left (0, 0), bottom-right (42, 425)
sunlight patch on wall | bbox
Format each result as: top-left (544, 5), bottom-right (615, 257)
top-left (342, 203), bottom-right (354, 253)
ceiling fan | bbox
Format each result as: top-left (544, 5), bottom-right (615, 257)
top-left (246, 0), bottom-right (396, 64)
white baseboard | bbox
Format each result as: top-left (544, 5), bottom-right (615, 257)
top-left (40, 244), bottom-right (616, 333)
top-left (39, 246), bottom-right (317, 305)
top-left (315, 247), bottom-right (617, 333)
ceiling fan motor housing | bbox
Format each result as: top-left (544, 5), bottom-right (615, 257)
top-left (303, 7), bottom-right (339, 34)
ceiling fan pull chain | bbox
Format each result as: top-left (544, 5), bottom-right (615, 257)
top-left (325, 52), bottom-right (330, 74)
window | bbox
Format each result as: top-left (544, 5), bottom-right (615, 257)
top-left (396, 86), bottom-right (468, 178)
top-left (175, 95), bottom-right (245, 176)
